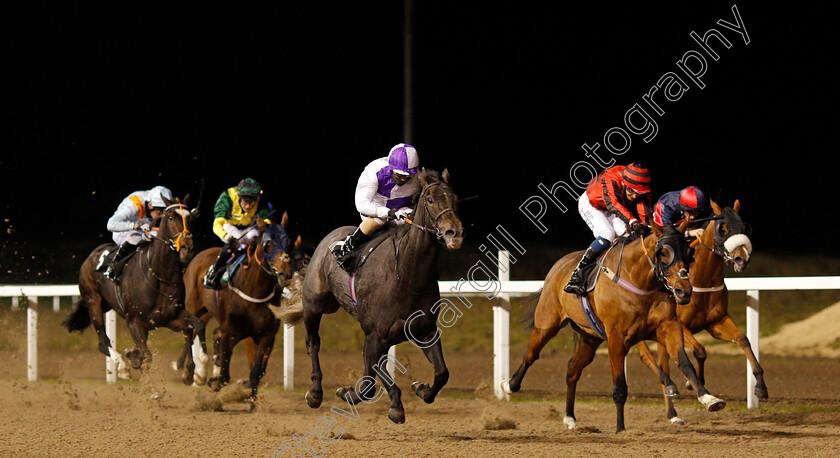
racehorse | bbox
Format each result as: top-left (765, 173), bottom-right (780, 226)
top-left (502, 219), bottom-right (727, 433)
top-left (180, 216), bottom-right (301, 403)
top-left (636, 199), bottom-right (759, 425)
top-left (276, 168), bottom-right (464, 424)
top-left (62, 195), bottom-right (206, 378)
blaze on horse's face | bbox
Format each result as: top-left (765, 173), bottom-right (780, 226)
top-left (652, 222), bottom-right (693, 305)
top-left (159, 196), bottom-right (195, 265)
top-left (711, 200), bottom-right (752, 273)
top-left (417, 169), bottom-right (464, 250)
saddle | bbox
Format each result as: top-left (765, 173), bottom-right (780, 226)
top-left (335, 230), bottom-right (393, 273)
top-left (219, 251), bottom-right (249, 282)
top-left (94, 243), bottom-right (144, 272)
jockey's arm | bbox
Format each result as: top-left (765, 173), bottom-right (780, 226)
top-left (354, 169), bottom-right (391, 219)
top-left (106, 198), bottom-right (141, 233)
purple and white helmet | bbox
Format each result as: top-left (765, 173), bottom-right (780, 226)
top-left (387, 143), bottom-right (419, 176)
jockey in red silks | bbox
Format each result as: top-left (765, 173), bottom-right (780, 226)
top-left (331, 143), bottom-right (420, 268)
top-left (564, 163), bottom-right (653, 296)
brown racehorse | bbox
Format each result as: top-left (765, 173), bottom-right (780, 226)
top-left (636, 200), bottom-right (759, 425)
top-left (181, 218), bottom-right (298, 404)
top-left (63, 196), bottom-right (205, 378)
top-left (502, 220), bottom-right (726, 433)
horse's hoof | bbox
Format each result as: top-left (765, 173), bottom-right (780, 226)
top-left (699, 394), bottom-right (726, 412)
top-left (236, 379), bottom-right (251, 389)
top-left (500, 380), bottom-right (514, 395)
top-left (181, 372), bottom-right (195, 386)
top-left (193, 374), bottom-right (206, 386)
top-left (170, 361), bottom-right (180, 372)
top-left (117, 368), bottom-right (131, 380)
top-left (208, 377), bottom-right (226, 392)
top-left (563, 416), bottom-right (577, 430)
top-left (664, 384), bottom-right (679, 397)
top-left (411, 382), bottom-right (433, 404)
top-left (388, 408), bottom-right (405, 424)
top-left (685, 380), bottom-right (695, 391)
top-left (754, 386), bottom-right (769, 400)
top-left (335, 387), bottom-right (353, 401)
top-left (305, 391), bottom-right (322, 408)
top-left (669, 416), bottom-right (685, 426)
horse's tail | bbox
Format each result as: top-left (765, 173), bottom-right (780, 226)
top-left (520, 288), bottom-right (543, 331)
top-left (62, 296), bottom-right (91, 332)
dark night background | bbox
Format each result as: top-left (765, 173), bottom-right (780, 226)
top-left (1, 2), bottom-right (838, 283)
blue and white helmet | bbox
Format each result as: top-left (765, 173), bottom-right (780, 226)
top-left (148, 186), bottom-right (173, 208)
top-left (387, 143), bottom-right (419, 176)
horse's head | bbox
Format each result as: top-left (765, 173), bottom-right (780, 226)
top-left (413, 168), bottom-right (465, 250)
top-left (650, 219), bottom-right (693, 304)
top-left (157, 194), bottom-right (196, 265)
top-left (257, 218), bottom-right (293, 289)
top-left (709, 199), bottom-right (752, 272)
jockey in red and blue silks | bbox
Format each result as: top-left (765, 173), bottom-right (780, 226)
top-left (653, 186), bottom-right (709, 226)
top-left (331, 143), bottom-right (420, 265)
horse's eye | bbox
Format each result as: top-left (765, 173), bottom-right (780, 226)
top-left (427, 197), bottom-right (434, 204)
top-left (718, 223), bottom-right (729, 236)
top-left (658, 245), bottom-right (675, 265)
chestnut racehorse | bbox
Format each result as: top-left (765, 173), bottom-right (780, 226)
top-left (181, 218), bottom-right (298, 403)
top-left (636, 200), bottom-right (759, 425)
top-left (503, 220), bottom-right (727, 433)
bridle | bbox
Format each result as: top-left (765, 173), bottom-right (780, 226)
top-left (640, 231), bottom-right (691, 296)
top-left (689, 211), bottom-right (752, 264)
top-left (144, 203), bottom-right (194, 253)
top-left (401, 181), bottom-right (456, 244)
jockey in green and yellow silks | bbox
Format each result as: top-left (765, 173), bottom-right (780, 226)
top-left (203, 178), bottom-right (272, 289)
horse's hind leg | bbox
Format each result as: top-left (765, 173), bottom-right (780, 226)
top-left (410, 332), bottom-right (449, 405)
top-left (503, 323), bottom-right (560, 395)
top-left (89, 295), bottom-right (131, 379)
top-left (564, 333), bottom-right (600, 430)
top-left (707, 316), bottom-right (768, 400)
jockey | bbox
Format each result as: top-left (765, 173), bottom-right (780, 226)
top-left (653, 185), bottom-right (709, 230)
top-left (203, 178), bottom-right (272, 289)
top-left (564, 163), bottom-right (653, 296)
top-left (100, 185), bottom-right (173, 282)
top-left (331, 143), bottom-right (420, 266)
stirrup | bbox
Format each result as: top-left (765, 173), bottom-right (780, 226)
top-left (203, 266), bottom-right (221, 289)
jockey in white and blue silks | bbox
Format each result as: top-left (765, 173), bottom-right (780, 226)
top-left (331, 143), bottom-right (420, 262)
top-left (100, 185), bottom-right (173, 281)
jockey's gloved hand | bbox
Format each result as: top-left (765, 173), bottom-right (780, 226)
top-left (628, 221), bottom-right (649, 238)
top-left (387, 209), bottom-right (398, 220)
top-left (395, 209), bottom-right (411, 220)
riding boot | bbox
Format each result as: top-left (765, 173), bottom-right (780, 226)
top-left (203, 239), bottom-right (239, 290)
top-left (331, 227), bottom-right (370, 258)
top-left (103, 243), bottom-right (138, 283)
top-left (563, 247), bottom-right (600, 296)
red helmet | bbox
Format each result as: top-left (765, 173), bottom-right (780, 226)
top-left (679, 186), bottom-right (708, 212)
top-left (621, 163), bottom-right (651, 194)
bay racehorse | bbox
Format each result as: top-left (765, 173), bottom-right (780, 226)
top-left (62, 195), bottom-right (206, 379)
top-left (502, 219), bottom-right (726, 433)
top-left (636, 199), bottom-right (759, 425)
top-left (276, 168), bottom-right (464, 424)
top-left (180, 217), bottom-right (300, 403)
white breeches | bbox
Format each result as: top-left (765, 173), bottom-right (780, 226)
top-left (112, 229), bottom-right (153, 246)
top-left (578, 192), bottom-right (627, 242)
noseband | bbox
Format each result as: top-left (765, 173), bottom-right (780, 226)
top-left (145, 203), bottom-right (193, 253)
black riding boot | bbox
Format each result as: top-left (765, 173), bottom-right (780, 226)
top-left (331, 227), bottom-right (370, 258)
top-left (563, 247), bottom-right (600, 296)
top-left (203, 239), bottom-right (239, 290)
top-left (103, 243), bottom-right (138, 283)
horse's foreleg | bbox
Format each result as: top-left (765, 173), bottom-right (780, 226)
top-left (244, 337), bottom-right (256, 368)
top-left (304, 308), bottom-right (324, 408)
top-left (564, 334), bottom-right (600, 430)
top-left (653, 342), bottom-right (682, 425)
top-left (637, 341), bottom-right (679, 397)
top-left (247, 333), bottom-right (276, 405)
top-left (606, 335), bottom-right (629, 434)
top-left (681, 329), bottom-right (707, 389)
top-left (503, 324), bottom-right (560, 395)
top-left (208, 324), bottom-right (236, 392)
top-left (411, 332), bottom-right (449, 405)
top-left (707, 315), bottom-right (768, 400)
top-left (125, 318), bottom-right (151, 371)
top-left (659, 321), bottom-right (726, 412)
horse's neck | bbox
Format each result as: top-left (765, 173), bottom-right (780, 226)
top-left (398, 215), bottom-right (440, 289)
top-left (691, 224), bottom-right (725, 287)
top-left (234, 251), bottom-right (275, 294)
top-left (147, 238), bottom-right (180, 281)
top-left (612, 237), bottom-right (658, 290)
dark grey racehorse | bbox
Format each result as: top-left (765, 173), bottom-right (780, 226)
top-left (278, 168), bottom-right (464, 423)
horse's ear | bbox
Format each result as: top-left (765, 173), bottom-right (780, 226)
top-left (280, 211), bottom-right (289, 229)
top-left (733, 199), bottom-right (741, 213)
top-left (709, 199), bottom-right (723, 215)
top-left (650, 220), bottom-right (664, 237)
top-left (676, 218), bottom-right (690, 234)
top-left (162, 195), bottom-right (175, 207)
top-left (183, 194), bottom-right (191, 206)
top-left (442, 168), bottom-right (451, 183)
top-left (294, 235), bottom-right (302, 250)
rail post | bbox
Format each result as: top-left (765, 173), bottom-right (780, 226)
top-left (746, 289), bottom-right (760, 409)
top-left (105, 310), bottom-right (117, 383)
top-left (27, 297), bottom-right (38, 381)
top-left (493, 250), bottom-right (511, 400)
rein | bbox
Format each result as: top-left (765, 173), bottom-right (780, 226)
top-left (143, 203), bottom-right (193, 252)
top-left (401, 181), bottom-right (454, 244)
top-left (599, 233), bottom-right (687, 297)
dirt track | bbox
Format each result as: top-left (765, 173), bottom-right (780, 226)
top-left (2, 345), bottom-right (839, 457)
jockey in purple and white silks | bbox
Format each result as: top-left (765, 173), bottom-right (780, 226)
top-left (331, 143), bottom-right (420, 266)
top-left (99, 185), bottom-right (173, 281)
